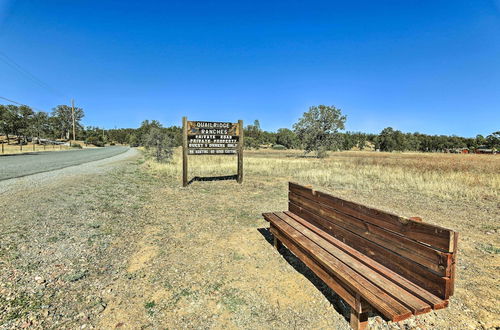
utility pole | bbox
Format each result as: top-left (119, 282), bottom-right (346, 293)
top-left (71, 99), bottom-right (76, 142)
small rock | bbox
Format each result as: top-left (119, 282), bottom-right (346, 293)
top-left (34, 276), bottom-right (45, 284)
top-left (96, 303), bottom-right (106, 313)
top-left (406, 318), bottom-right (416, 327)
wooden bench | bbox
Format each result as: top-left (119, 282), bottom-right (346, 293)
top-left (263, 182), bottom-right (458, 329)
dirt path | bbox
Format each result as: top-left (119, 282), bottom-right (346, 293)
top-left (99, 224), bottom-right (163, 328)
top-left (98, 178), bottom-right (349, 329)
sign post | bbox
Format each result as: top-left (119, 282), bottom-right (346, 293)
top-left (237, 119), bottom-right (244, 183)
top-left (182, 117), bottom-right (243, 186)
top-left (182, 116), bottom-right (189, 187)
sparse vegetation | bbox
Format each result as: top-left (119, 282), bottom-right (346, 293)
top-left (1, 139), bottom-right (498, 329)
top-left (144, 301), bottom-right (156, 316)
top-left (478, 243), bottom-right (500, 255)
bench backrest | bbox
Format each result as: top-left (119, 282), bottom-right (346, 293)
top-left (288, 182), bottom-right (458, 300)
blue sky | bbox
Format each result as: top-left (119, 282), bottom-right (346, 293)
top-left (0, 1), bottom-right (498, 136)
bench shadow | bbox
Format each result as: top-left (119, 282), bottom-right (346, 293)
top-left (257, 227), bottom-right (351, 322)
top-left (187, 175), bottom-right (237, 185)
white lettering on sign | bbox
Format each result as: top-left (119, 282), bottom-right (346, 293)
top-left (186, 121), bottom-right (240, 156)
top-left (188, 149), bottom-right (237, 155)
top-left (189, 138), bottom-right (238, 144)
top-left (195, 122), bottom-right (231, 129)
top-left (199, 129), bottom-right (228, 135)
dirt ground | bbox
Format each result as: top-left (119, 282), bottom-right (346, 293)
top-left (1, 150), bottom-right (498, 329)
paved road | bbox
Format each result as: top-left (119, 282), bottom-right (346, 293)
top-left (0, 146), bottom-right (130, 180)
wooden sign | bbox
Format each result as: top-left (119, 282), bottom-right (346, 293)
top-left (187, 121), bottom-right (240, 155)
top-left (182, 117), bottom-right (244, 186)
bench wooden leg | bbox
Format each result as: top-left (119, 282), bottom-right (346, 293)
top-left (273, 235), bottom-right (282, 250)
top-left (350, 294), bottom-right (368, 330)
top-left (350, 309), bottom-right (368, 330)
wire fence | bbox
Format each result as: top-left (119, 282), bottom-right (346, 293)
top-left (0, 143), bottom-right (71, 155)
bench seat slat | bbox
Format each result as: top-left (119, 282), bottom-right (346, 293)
top-left (264, 212), bottom-right (413, 322)
top-left (273, 212), bottom-right (432, 315)
top-left (282, 211), bottom-right (448, 310)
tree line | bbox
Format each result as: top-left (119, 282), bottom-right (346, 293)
top-left (241, 106), bottom-right (499, 154)
top-left (0, 104), bottom-right (84, 144)
top-left (1, 103), bottom-right (498, 156)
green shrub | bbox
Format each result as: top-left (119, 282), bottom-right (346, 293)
top-left (85, 136), bottom-right (105, 147)
top-left (272, 144), bottom-right (286, 150)
top-left (244, 137), bottom-right (260, 149)
top-left (128, 134), bottom-right (139, 147)
top-left (143, 128), bottom-right (174, 163)
top-left (71, 142), bottom-right (82, 149)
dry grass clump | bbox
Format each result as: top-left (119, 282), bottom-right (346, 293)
top-left (147, 148), bottom-right (499, 203)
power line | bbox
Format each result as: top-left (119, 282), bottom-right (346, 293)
top-left (0, 96), bottom-right (48, 113)
top-left (0, 96), bottom-right (24, 105)
top-left (0, 51), bottom-right (65, 97)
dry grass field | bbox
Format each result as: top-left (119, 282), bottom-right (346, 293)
top-left (128, 148), bottom-right (498, 329)
top-left (1, 148), bottom-right (498, 329)
top-left (158, 149), bottom-right (499, 203)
